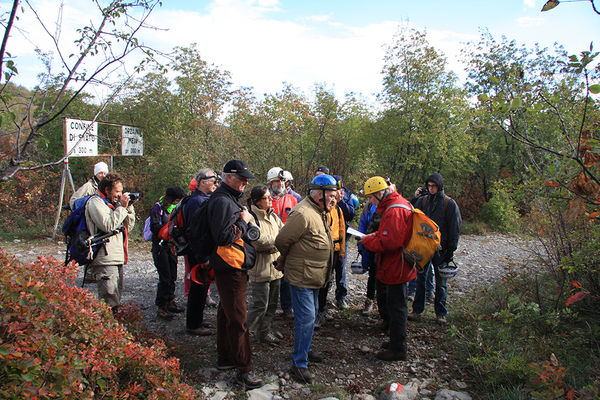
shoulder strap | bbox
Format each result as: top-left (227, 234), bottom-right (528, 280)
top-left (443, 195), bottom-right (451, 213)
top-left (385, 203), bottom-right (413, 213)
top-left (422, 194), bottom-right (429, 211)
top-left (248, 209), bottom-right (260, 227)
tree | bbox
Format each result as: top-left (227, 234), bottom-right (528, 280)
top-left (375, 27), bottom-right (475, 195)
top-left (0, 0), bottom-right (162, 181)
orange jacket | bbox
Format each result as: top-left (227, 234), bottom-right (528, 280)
top-left (328, 204), bottom-right (346, 258)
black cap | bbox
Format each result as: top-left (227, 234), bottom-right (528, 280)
top-left (166, 186), bottom-right (186, 199)
top-left (316, 165), bottom-right (330, 174)
top-left (223, 159), bottom-right (255, 179)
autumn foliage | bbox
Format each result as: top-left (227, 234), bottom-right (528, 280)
top-left (0, 249), bottom-right (198, 399)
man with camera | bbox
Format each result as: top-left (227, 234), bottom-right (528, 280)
top-left (205, 159), bottom-right (264, 389)
top-left (408, 172), bottom-right (462, 325)
top-left (84, 173), bottom-right (136, 312)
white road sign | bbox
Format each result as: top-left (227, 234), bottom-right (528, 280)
top-left (121, 125), bottom-right (143, 156)
top-left (65, 118), bottom-right (98, 157)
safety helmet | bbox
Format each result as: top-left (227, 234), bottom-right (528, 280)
top-left (282, 170), bottom-right (293, 181)
top-left (309, 174), bottom-right (338, 190)
top-left (438, 260), bottom-right (459, 279)
top-left (363, 176), bottom-right (389, 195)
top-left (350, 193), bottom-right (359, 208)
top-left (267, 167), bottom-right (284, 182)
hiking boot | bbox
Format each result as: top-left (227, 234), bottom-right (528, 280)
top-left (407, 312), bottom-right (421, 322)
top-left (289, 365), bottom-right (314, 384)
top-left (336, 299), bottom-right (348, 309)
top-left (361, 299), bottom-right (373, 315)
top-left (308, 351), bottom-right (323, 363)
top-left (157, 305), bottom-right (174, 320)
top-left (237, 371), bottom-right (264, 389)
top-left (205, 295), bottom-right (217, 307)
top-left (436, 315), bottom-right (447, 325)
top-left (216, 360), bottom-right (236, 370)
top-left (426, 290), bottom-right (435, 303)
top-left (167, 300), bottom-right (185, 313)
top-left (260, 332), bottom-right (280, 344)
top-left (407, 291), bottom-right (415, 302)
top-left (314, 313), bottom-right (324, 329)
top-left (186, 327), bottom-right (211, 336)
top-left (376, 349), bottom-right (407, 361)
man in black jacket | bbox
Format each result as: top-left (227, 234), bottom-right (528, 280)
top-left (408, 172), bottom-right (462, 325)
top-left (206, 159), bottom-right (263, 389)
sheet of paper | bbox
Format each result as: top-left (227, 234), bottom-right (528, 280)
top-left (346, 227), bottom-right (365, 238)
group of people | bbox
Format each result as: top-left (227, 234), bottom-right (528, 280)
top-left (69, 158), bottom-right (461, 389)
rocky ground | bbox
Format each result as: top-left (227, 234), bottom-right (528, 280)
top-left (1, 233), bottom-right (539, 400)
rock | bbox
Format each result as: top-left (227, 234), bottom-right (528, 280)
top-left (450, 379), bottom-right (468, 390)
top-left (209, 391), bottom-right (228, 400)
top-left (247, 383), bottom-right (280, 400)
top-left (352, 395), bottom-right (376, 400)
top-left (434, 389), bottom-right (472, 400)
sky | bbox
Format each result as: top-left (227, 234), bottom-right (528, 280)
top-left (3, 0), bottom-right (600, 103)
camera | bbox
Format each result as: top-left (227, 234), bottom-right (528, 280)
top-left (245, 223), bottom-right (261, 241)
top-left (128, 192), bottom-right (140, 202)
top-left (419, 186), bottom-right (429, 197)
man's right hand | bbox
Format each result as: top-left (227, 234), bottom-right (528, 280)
top-left (414, 187), bottom-right (423, 198)
top-left (240, 207), bottom-right (252, 223)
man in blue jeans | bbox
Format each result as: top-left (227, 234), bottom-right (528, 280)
top-left (275, 174), bottom-right (338, 384)
top-left (408, 172), bottom-right (462, 324)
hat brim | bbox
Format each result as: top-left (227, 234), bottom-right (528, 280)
top-left (237, 170), bottom-right (255, 179)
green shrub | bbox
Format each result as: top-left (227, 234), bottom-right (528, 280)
top-left (481, 180), bottom-right (520, 233)
top-left (0, 249), bottom-right (197, 399)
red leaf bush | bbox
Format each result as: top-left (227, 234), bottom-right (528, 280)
top-left (0, 249), bottom-right (198, 399)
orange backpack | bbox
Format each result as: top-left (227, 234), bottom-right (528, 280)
top-left (385, 203), bottom-right (441, 271)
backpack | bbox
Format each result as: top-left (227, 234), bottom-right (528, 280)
top-left (186, 199), bottom-right (217, 259)
top-left (385, 203), bottom-right (441, 271)
top-left (143, 202), bottom-right (164, 241)
top-left (62, 195), bottom-right (107, 266)
top-left (143, 217), bottom-right (153, 241)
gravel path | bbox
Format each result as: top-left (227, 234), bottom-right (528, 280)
top-left (1, 233), bottom-right (539, 399)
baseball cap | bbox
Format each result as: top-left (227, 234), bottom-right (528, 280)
top-left (223, 159), bottom-right (255, 179)
top-left (316, 165), bottom-right (329, 174)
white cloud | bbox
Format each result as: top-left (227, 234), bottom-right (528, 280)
top-left (517, 16), bottom-right (545, 27)
top-left (523, 0), bottom-right (537, 8)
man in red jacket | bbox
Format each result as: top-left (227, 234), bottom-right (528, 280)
top-left (359, 176), bottom-right (415, 361)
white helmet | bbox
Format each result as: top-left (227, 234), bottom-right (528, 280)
top-left (282, 170), bottom-right (293, 181)
top-left (438, 260), bottom-right (459, 279)
top-left (267, 167), bottom-right (284, 182)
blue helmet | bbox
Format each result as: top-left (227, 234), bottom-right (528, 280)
top-left (309, 174), bottom-right (338, 190)
top-left (350, 193), bottom-right (359, 208)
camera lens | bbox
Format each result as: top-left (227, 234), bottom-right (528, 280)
top-left (246, 224), bottom-right (261, 241)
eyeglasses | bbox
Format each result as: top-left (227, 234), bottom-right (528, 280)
top-left (427, 183), bottom-right (438, 188)
top-left (261, 195), bottom-right (272, 200)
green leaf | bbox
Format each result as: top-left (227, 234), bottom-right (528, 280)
top-left (509, 97), bottom-right (523, 110)
top-left (541, 0), bottom-right (559, 12)
top-left (589, 84), bottom-right (600, 94)
top-left (478, 94), bottom-right (489, 102)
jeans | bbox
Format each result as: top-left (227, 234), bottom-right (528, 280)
top-left (247, 279), bottom-right (280, 337)
top-left (407, 263), bottom-right (434, 293)
top-left (280, 279), bottom-right (292, 312)
top-left (289, 284), bottom-right (319, 368)
top-left (412, 261), bottom-right (448, 317)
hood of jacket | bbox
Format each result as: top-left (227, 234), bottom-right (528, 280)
top-left (426, 172), bottom-right (444, 192)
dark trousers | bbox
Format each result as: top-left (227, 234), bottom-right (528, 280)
top-left (186, 279), bottom-right (209, 330)
top-left (152, 243), bottom-right (177, 307)
top-left (332, 251), bottom-right (347, 301)
top-left (376, 278), bottom-right (388, 322)
top-left (366, 258), bottom-right (378, 300)
top-left (386, 282), bottom-right (408, 352)
top-left (214, 269), bottom-right (252, 373)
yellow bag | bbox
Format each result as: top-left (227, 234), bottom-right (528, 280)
top-left (386, 203), bottom-right (441, 271)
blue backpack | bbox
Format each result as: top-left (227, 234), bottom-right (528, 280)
top-left (62, 195), bottom-right (112, 266)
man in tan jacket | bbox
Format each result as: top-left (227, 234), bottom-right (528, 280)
top-left (274, 174), bottom-right (337, 384)
top-left (85, 173), bottom-right (135, 312)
